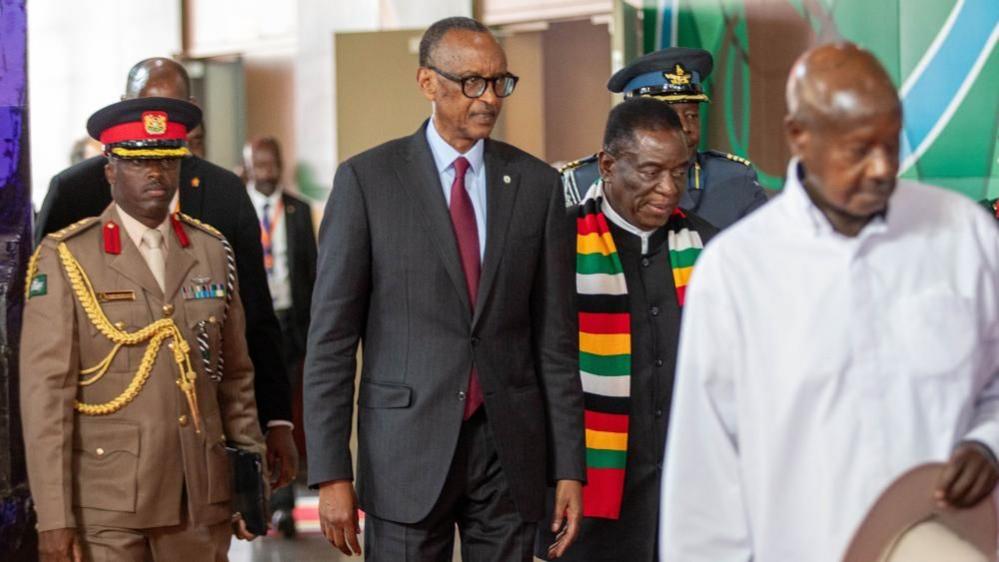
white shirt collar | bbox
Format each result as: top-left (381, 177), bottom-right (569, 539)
top-left (781, 157), bottom-right (888, 239)
top-left (425, 118), bottom-right (485, 175)
top-left (248, 184), bottom-right (283, 208)
top-left (594, 179), bottom-right (656, 254)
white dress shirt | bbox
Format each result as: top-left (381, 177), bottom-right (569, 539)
top-left (425, 118), bottom-right (487, 260)
top-left (248, 185), bottom-right (292, 312)
top-left (659, 159), bottom-right (999, 561)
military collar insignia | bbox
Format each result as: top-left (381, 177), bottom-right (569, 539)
top-left (664, 64), bottom-right (692, 86)
top-left (104, 221), bottom-right (121, 254)
top-left (170, 212), bottom-right (191, 248)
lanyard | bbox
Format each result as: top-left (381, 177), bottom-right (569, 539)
top-left (260, 198), bottom-right (283, 271)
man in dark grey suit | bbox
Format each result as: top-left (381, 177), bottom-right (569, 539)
top-left (304, 17), bottom-right (585, 561)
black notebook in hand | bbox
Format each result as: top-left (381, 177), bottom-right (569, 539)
top-left (226, 445), bottom-right (268, 536)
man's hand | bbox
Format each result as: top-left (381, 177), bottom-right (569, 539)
top-left (936, 441), bottom-right (999, 509)
top-left (232, 514), bottom-right (258, 541)
top-left (546, 479), bottom-right (582, 559)
top-left (318, 480), bottom-right (362, 556)
top-left (38, 528), bottom-right (82, 562)
top-left (266, 425), bottom-right (299, 489)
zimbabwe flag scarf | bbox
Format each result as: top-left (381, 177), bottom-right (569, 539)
top-left (576, 181), bottom-right (703, 519)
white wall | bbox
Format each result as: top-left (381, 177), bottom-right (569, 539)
top-left (295, 0), bottom-right (471, 197)
top-left (26, 0), bottom-right (474, 208)
top-left (27, 0), bottom-right (181, 209)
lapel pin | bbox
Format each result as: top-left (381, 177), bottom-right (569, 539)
top-left (191, 177), bottom-right (200, 188)
top-left (503, 175), bottom-right (511, 184)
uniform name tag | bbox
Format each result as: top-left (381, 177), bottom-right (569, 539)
top-left (182, 283), bottom-right (226, 300)
top-left (97, 290), bottom-right (136, 302)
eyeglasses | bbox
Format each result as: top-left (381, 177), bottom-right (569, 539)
top-left (427, 65), bottom-right (519, 99)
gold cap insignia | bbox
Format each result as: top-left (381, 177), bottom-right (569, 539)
top-left (664, 64), bottom-right (692, 86)
top-left (142, 111), bottom-right (168, 135)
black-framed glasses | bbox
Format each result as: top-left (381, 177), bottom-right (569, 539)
top-left (427, 65), bottom-right (519, 99)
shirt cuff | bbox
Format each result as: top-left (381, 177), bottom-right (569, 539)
top-left (267, 420), bottom-right (294, 431)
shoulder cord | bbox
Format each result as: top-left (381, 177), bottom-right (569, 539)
top-left (193, 237), bottom-right (234, 383)
top-left (55, 242), bottom-right (202, 433)
top-left (204, 238), bottom-right (235, 382)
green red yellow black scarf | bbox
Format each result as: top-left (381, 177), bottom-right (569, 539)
top-left (576, 182), bottom-right (703, 519)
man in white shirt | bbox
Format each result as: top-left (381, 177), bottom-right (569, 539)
top-left (659, 42), bottom-right (999, 561)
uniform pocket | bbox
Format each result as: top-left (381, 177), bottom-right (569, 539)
top-left (72, 420), bottom-right (140, 512)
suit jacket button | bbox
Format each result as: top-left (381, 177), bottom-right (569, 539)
top-left (162, 304), bottom-right (174, 317)
top-left (95, 447), bottom-right (105, 456)
top-left (458, 391), bottom-right (466, 401)
top-left (178, 414), bottom-right (189, 427)
top-left (471, 337), bottom-right (480, 346)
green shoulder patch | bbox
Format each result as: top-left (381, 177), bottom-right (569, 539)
top-left (28, 274), bottom-right (47, 298)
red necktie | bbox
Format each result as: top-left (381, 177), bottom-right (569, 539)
top-left (449, 157), bottom-right (484, 420)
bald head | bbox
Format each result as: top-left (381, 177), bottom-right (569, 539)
top-left (784, 43), bottom-right (902, 237)
top-left (786, 43), bottom-right (899, 129)
top-left (124, 58), bottom-right (191, 100)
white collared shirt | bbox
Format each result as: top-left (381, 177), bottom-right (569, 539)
top-left (591, 180), bottom-right (656, 253)
top-left (247, 185), bottom-right (292, 311)
top-left (115, 204), bottom-right (171, 290)
top-left (659, 158), bottom-right (999, 561)
top-left (425, 118), bottom-right (487, 260)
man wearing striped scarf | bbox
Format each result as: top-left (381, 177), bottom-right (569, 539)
top-left (536, 98), bottom-right (717, 561)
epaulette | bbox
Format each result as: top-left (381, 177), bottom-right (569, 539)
top-left (705, 149), bottom-right (752, 167)
top-left (45, 216), bottom-right (100, 242)
top-left (559, 154), bottom-right (598, 175)
top-left (178, 213), bottom-right (224, 240)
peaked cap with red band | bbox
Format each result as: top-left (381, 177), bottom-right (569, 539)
top-left (86, 97), bottom-right (201, 160)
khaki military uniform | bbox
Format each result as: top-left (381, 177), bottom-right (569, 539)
top-left (20, 205), bottom-right (266, 560)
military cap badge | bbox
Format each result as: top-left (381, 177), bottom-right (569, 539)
top-left (664, 64), bottom-right (692, 86)
top-left (142, 111), bottom-right (168, 135)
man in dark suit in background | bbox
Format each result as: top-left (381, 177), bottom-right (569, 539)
top-left (244, 135), bottom-right (317, 538)
top-left (34, 58), bottom-right (299, 490)
top-left (305, 17), bottom-right (585, 561)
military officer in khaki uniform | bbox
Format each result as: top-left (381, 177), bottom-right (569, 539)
top-left (20, 97), bottom-right (266, 561)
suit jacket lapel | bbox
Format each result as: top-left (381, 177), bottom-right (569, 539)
top-left (179, 156), bottom-right (207, 218)
top-left (395, 124), bottom-right (472, 313)
top-left (473, 141), bottom-right (519, 328)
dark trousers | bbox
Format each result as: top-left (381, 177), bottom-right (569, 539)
top-left (363, 410), bottom-right (536, 561)
top-left (271, 309), bottom-right (304, 514)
